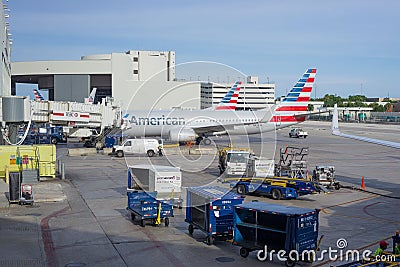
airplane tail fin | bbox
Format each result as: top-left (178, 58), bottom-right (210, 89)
top-left (268, 68), bottom-right (317, 123)
top-left (88, 88), bottom-right (97, 103)
top-left (331, 103), bottom-right (340, 134)
top-left (214, 81), bottom-right (242, 110)
top-left (281, 68), bottom-right (316, 103)
top-left (33, 89), bottom-right (44, 101)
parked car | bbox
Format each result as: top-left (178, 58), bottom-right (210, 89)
top-left (289, 128), bottom-right (308, 138)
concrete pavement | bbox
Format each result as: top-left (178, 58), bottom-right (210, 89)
top-left (0, 121), bottom-right (399, 267)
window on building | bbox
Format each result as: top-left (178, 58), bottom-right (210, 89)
top-left (133, 57), bottom-right (138, 62)
top-left (133, 70), bottom-right (138, 75)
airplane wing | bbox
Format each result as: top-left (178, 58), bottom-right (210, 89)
top-left (331, 104), bottom-right (400, 149)
top-left (190, 120), bottom-right (253, 135)
top-left (292, 109), bottom-right (329, 119)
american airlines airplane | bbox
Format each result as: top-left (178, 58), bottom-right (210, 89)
top-left (33, 89), bottom-right (44, 101)
top-left (122, 68), bottom-right (317, 144)
top-left (86, 88), bottom-right (97, 104)
top-left (331, 103), bottom-right (400, 149)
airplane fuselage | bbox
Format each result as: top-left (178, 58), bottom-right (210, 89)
top-left (123, 108), bottom-right (302, 140)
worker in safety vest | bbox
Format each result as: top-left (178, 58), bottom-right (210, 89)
top-left (394, 230), bottom-right (400, 255)
top-left (374, 240), bottom-right (388, 257)
top-left (394, 241), bottom-right (400, 255)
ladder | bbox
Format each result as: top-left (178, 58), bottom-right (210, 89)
top-left (275, 145), bottom-right (309, 179)
top-left (16, 146), bottom-right (40, 184)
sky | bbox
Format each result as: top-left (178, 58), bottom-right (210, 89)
top-left (7, 0), bottom-right (400, 99)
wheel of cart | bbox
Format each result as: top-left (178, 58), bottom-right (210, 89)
top-left (271, 188), bottom-right (282, 200)
top-left (206, 235), bottom-right (214, 245)
top-left (334, 182), bottom-right (341, 190)
top-left (236, 185), bottom-right (247, 196)
top-left (285, 259), bottom-right (296, 267)
top-left (188, 224), bottom-right (194, 235)
top-left (239, 247), bottom-right (250, 258)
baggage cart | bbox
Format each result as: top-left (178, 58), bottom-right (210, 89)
top-left (312, 165), bottom-right (340, 190)
top-left (185, 185), bottom-right (244, 245)
top-left (233, 202), bottom-right (320, 267)
top-left (128, 165), bottom-right (183, 208)
top-left (127, 190), bottom-right (173, 227)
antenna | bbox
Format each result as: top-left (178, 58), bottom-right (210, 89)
top-left (314, 83), bottom-right (317, 99)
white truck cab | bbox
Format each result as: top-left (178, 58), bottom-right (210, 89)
top-left (113, 138), bottom-right (162, 157)
top-left (225, 150), bottom-right (251, 176)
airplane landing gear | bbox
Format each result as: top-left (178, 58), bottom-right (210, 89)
top-left (196, 136), bottom-right (212, 145)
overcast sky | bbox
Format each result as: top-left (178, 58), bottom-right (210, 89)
top-left (7, 0), bottom-right (400, 98)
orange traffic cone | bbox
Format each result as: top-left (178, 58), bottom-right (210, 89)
top-left (361, 176), bottom-right (366, 190)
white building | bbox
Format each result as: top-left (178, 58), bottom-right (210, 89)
top-left (12, 50), bottom-right (200, 111)
top-left (201, 76), bottom-right (275, 110)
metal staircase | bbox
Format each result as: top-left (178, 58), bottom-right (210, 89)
top-left (16, 146), bottom-right (40, 184)
top-left (275, 145), bottom-right (309, 179)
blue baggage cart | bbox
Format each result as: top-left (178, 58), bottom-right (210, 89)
top-left (233, 202), bottom-right (320, 267)
top-left (185, 185), bottom-right (244, 245)
top-left (127, 190), bottom-right (174, 227)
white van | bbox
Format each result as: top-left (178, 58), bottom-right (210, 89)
top-left (113, 139), bottom-right (162, 157)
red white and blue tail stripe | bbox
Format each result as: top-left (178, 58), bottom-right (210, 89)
top-left (33, 89), bottom-right (44, 101)
top-left (88, 88), bottom-right (97, 103)
top-left (270, 68), bottom-right (316, 123)
top-left (215, 81), bottom-right (242, 110)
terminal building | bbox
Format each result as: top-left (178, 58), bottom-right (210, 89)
top-left (12, 50), bottom-right (275, 111)
top-left (12, 50), bottom-right (202, 111)
top-left (201, 76), bottom-right (275, 110)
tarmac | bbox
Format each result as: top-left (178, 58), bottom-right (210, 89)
top-left (0, 120), bottom-right (399, 267)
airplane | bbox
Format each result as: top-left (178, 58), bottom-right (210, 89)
top-left (88, 88), bottom-right (97, 103)
top-left (122, 68), bottom-right (317, 144)
top-left (331, 103), bottom-right (400, 149)
top-left (33, 89), bottom-right (44, 101)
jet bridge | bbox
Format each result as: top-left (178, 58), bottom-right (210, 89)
top-left (27, 99), bottom-right (120, 129)
top-left (1, 96), bottom-right (121, 144)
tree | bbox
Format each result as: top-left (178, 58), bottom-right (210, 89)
top-left (323, 94), bottom-right (344, 107)
top-left (348, 95), bottom-right (367, 102)
top-left (369, 102), bottom-right (386, 112)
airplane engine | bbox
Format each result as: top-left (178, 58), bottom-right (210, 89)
top-left (168, 128), bottom-right (196, 143)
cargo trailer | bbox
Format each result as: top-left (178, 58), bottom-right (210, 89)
top-left (185, 185), bottom-right (244, 245)
top-left (233, 202), bottom-right (320, 267)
